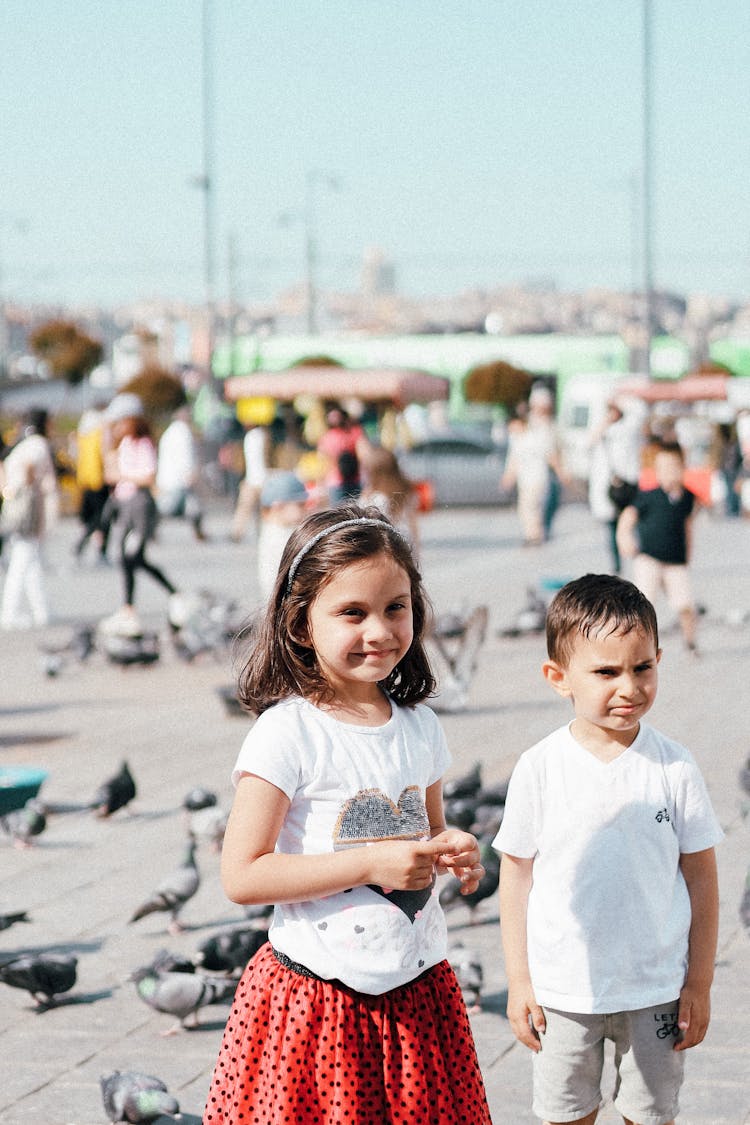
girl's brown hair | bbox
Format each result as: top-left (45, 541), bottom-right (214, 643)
top-left (236, 504), bottom-right (435, 713)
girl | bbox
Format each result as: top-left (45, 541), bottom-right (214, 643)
top-left (102, 400), bottom-right (178, 636)
top-left (204, 504), bottom-right (492, 1124)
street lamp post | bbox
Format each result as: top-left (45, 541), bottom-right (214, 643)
top-left (641, 0), bottom-right (654, 378)
top-left (304, 171), bottom-right (339, 335)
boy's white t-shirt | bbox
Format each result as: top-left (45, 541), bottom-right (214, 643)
top-left (232, 696), bottom-right (451, 994)
top-left (494, 722), bottom-right (723, 1014)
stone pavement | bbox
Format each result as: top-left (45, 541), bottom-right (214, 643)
top-left (1, 499), bottom-right (748, 1124)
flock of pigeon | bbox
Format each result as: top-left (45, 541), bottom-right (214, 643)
top-left (0, 753), bottom-right (509, 1123)
top-left (0, 763), bottom-right (270, 1122)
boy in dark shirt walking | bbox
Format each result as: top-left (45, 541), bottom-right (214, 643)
top-left (617, 441), bottom-right (698, 651)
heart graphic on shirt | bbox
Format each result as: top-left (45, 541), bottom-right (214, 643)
top-left (334, 785), bottom-right (433, 923)
top-left (366, 879), bottom-right (434, 922)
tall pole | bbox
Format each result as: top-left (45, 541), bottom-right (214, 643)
top-left (642, 0), bottom-right (654, 378)
top-left (201, 0), bottom-right (217, 380)
top-left (304, 172), bottom-right (317, 336)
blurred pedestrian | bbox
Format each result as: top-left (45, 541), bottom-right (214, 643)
top-left (711, 422), bottom-right (742, 518)
top-left (0, 408), bottom-right (58, 629)
top-left (156, 405), bottom-right (206, 541)
top-left (101, 395), bottom-right (178, 636)
top-left (617, 440), bottom-right (699, 652)
top-left (256, 471), bottom-right (310, 602)
top-left (501, 386), bottom-right (566, 546)
top-left (317, 406), bottom-right (369, 504)
top-left (588, 400), bottom-right (643, 571)
top-left (360, 446), bottom-right (420, 554)
top-left (230, 423), bottom-right (270, 543)
top-left (72, 402), bottom-right (112, 565)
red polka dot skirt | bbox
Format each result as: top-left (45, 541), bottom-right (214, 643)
top-left (203, 942), bottom-right (492, 1123)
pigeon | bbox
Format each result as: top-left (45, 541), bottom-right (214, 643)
top-left (187, 805), bottom-right (228, 852)
top-left (444, 796), bottom-right (480, 832)
top-left (739, 755), bottom-right (750, 800)
top-left (439, 836), bottom-right (501, 922)
top-left (0, 951), bottom-right (78, 1006)
top-left (469, 802), bottom-right (504, 840)
top-left (129, 837), bottom-right (199, 934)
top-left (131, 965), bottom-right (237, 1034)
top-left (90, 760), bottom-right (137, 818)
top-left (0, 909), bottom-right (30, 932)
top-left (740, 868), bottom-right (750, 936)
top-left (498, 586), bottom-right (547, 637)
top-left (448, 941), bottom-right (484, 1013)
top-left (141, 947), bottom-right (196, 976)
top-left (100, 1069), bottom-right (180, 1123)
top-left (443, 762), bottom-right (482, 800)
top-left (194, 926), bottom-right (268, 974)
top-left (182, 786), bottom-right (218, 812)
top-left (0, 798), bottom-right (47, 847)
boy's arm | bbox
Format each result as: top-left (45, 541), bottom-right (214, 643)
top-left (616, 503), bottom-right (639, 558)
top-left (499, 853), bottom-right (546, 1052)
top-left (675, 847), bottom-right (719, 1052)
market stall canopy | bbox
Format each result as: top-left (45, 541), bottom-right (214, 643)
top-left (617, 375), bottom-right (729, 403)
top-left (224, 366), bottom-right (450, 409)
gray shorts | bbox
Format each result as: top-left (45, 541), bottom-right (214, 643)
top-left (532, 1002), bottom-right (684, 1124)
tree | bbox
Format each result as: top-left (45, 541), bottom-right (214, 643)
top-left (29, 319), bottom-right (103, 386)
top-left (463, 359), bottom-right (534, 410)
top-left (290, 354), bottom-right (343, 367)
top-left (121, 364), bottom-right (186, 415)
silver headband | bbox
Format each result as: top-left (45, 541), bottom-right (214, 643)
top-left (286, 517), bottom-right (400, 594)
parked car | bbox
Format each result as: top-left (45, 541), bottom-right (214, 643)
top-left (398, 432), bottom-right (508, 507)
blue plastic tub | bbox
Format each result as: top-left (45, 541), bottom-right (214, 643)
top-left (0, 766), bottom-right (48, 816)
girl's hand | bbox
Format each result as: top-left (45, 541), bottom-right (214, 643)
top-left (431, 829), bottom-right (485, 895)
top-left (365, 839), bottom-right (455, 892)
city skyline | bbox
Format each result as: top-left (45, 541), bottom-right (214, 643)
top-left (1, 1), bottom-right (749, 310)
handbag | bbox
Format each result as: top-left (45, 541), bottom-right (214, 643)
top-left (0, 483), bottom-right (44, 537)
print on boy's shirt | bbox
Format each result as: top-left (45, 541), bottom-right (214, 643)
top-left (334, 786), bottom-right (433, 922)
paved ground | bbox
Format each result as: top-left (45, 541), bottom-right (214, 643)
top-left (1, 498), bottom-right (749, 1124)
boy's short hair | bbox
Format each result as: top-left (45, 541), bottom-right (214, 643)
top-left (546, 573), bottom-right (659, 666)
top-left (655, 439), bottom-right (684, 462)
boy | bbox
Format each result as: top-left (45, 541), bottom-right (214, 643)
top-left (495, 573), bottom-right (722, 1125)
top-left (256, 471), bottom-right (309, 601)
top-left (616, 441), bottom-right (698, 651)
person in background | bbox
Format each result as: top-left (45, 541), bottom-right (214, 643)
top-left (230, 423), bottom-right (270, 543)
top-left (497, 573), bottom-right (722, 1125)
top-left (501, 386), bottom-right (566, 546)
top-left (203, 505), bottom-right (490, 1124)
top-left (73, 401), bottom-right (112, 565)
top-left (317, 406), bottom-right (369, 504)
top-left (0, 408), bottom-right (58, 630)
top-left (100, 395), bottom-right (178, 637)
top-left (617, 440), bottom-right (700, 653)
top-left (588, 400), bottom-right (644, 572)
top-left (256, 470), bottom-right (310, 602)
top-left (360, 445), bottom-right (420, 554)
top-left (156, 404), bottom-right (206, 541)
top-left (711, 421), bottom-right (742, 518)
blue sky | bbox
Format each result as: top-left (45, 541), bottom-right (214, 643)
top-left (1, 1), bottom-right (748, 308)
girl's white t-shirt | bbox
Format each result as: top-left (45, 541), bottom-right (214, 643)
top-left (494, 722), bottom-right (723, 1014)
top-left (232, 696), bottom-right (451, 994)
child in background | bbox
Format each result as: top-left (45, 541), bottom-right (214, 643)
top-left (204, 504), bottom-right (491, 1124)
top-left (617, 441), bottom-right (699, 652)
top-left (256, 470), bottom-right (309, 602)
top-left (360, 445), bottom-right (421, 554)
top-left (496, 573), bottom-right (722, 1125)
